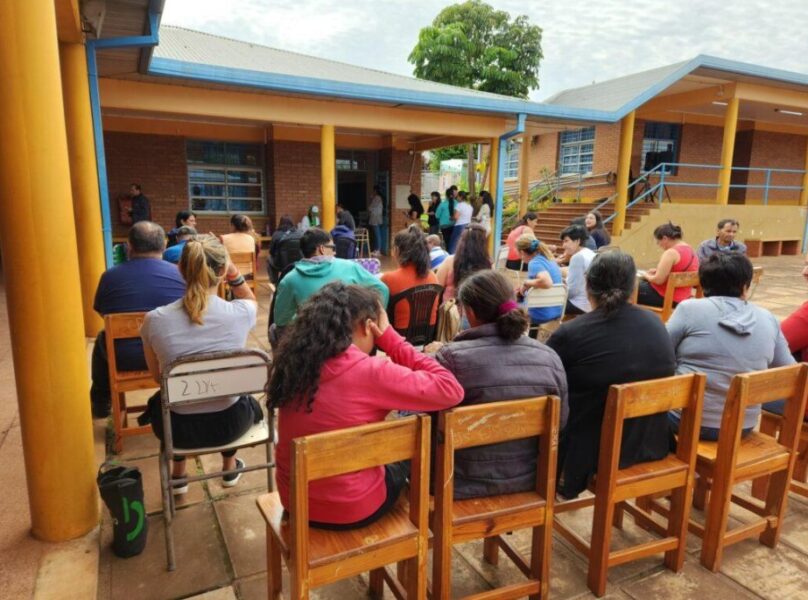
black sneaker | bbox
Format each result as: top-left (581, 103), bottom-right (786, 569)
top-left (222, 458), bottom-right (245, 488)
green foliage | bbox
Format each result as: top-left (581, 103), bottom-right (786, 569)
top-left (428, 145), bottom-right (469, 171)
top-left (408, 1), bottom-right (543, 98)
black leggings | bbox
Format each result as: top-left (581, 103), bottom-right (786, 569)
top-left (637, 280), bottom-right (666, 308)
top-left (144, 393), bottom-right (263, 460)
top-left (440, 227), bottom-right (454, 250)
top-left (310, 461), bottom-right (410, 530)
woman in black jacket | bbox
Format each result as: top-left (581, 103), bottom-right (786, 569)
top-left (546, 251), bottom-right (676, 498)
top-left (435, 270), bottom-right (568, 499)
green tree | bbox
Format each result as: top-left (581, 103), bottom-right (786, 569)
top-left (408, 0), bottom-right (543, 99)
top-left (428, 145), bottom-right (468, 171)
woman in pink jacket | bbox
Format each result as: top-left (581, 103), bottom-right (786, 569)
top-left (269, 281), bottom-right (464, 529)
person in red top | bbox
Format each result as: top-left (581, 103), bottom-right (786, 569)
top-left (637, 221), bottom-right (699, 307)
top-left (764, 252), bottom-right (808, 420)
top-left (504, 212), bottom-right (538, 270)
top-left (381, 225), bottom-right (439, 330)
top-left (269, 281), bottom-right (464, 529)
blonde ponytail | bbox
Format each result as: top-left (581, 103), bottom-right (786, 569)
top-left (178, 234), bottom-right (227, 324)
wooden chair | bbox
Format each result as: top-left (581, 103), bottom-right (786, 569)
top-left (637, 271), bottom-right (702, 323)
top-left (689, 365), bottom-right (808, 571)
top-left (159, 349), bottom-right (274, 571)
top-left (257, 415), bottom-right (431, 600)
top-left (554, 373), bottom-right (705, 597)
top-left (104, 312), bottom-right (158, 453)
top-left (752, 410), bottom-right (808, 499)
top-left (432, 396), bottom-right (560, 600)
top-left (747, 265), bottom-right (764, 300)
top-left (525, 283), bottom-right (567, 342)
top-left (386, 284), bottom-right (443, 346)
top-left (355, 227), bottom-right (371, 258)
top-left (230, 250), bottom-right (257, 292)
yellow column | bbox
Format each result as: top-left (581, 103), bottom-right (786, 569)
top-left (518, 135), bottom-right (531, 215)
top-left (800, 137), bottom-right (808, 206)
top-left (0, 0), bottom-right (98, 540)
top-left (488, 138), bottom-right (500, 254)
top-left (613, 111), bottom-right (636, 237)
top-left (320, 124), bottom-right (336, 231)
top-left (60, 42), bottom-right (105, 337)
top-left (716, 96), bottom-right (740, 205)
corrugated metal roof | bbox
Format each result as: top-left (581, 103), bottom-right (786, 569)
top-left (155, 26), bottom-right (516, 103)
top-left (543, 60), bottom-right (692, 111)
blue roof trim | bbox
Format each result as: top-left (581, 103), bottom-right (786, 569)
top-left (611, 54), bottom-right (808, 119)
top-left (147, 56), bottom-right (617, 123)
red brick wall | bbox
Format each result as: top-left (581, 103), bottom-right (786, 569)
top-left (389, 148), bottom-right (421, 235)
top-left (270, 140), bottom-right (321, 226)
top-left (745, 131), bottom-right (806, 203)
top-left (104, 131), bottom-right (271, 237)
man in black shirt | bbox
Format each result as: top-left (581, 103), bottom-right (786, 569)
top-left (129, 183), bottom-right (150, 223)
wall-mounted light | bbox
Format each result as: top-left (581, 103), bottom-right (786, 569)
top-left (775, 108), bottom-right (804, 117)
top-left (712, 101), bottom-right (728, 106)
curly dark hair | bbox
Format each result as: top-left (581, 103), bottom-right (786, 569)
top-left (393, 225), bottom-right (430, 277)
top-left (268, 282), bottom-right (382, 411)
top-left (453, 223), bottom-right (492, 287)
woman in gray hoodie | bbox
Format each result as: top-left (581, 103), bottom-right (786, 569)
top-left (667, 252), bottom-right (794, 440)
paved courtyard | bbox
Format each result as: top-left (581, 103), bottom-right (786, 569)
top-left (2, 253), bottom-right (808, 599)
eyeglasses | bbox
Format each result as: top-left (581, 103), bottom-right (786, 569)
top-left (322, 244), bottom-right (336, 250)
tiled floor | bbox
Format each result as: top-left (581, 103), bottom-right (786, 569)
top-left (3, 253), bottom-right (808, 600)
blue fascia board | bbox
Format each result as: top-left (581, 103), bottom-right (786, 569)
top-left (611, 54), bottom-right (808, 120)
top-left (146, 56), bottom-right (617, 124)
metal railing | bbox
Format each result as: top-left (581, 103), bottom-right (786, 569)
top-left (603, 162), bottom-right (807, 225)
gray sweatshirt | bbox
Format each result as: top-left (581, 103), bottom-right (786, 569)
top-left (667, 296), bottom-right (794, 429)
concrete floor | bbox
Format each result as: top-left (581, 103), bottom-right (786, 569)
top-left (2, 252), bottom-right (808, 599)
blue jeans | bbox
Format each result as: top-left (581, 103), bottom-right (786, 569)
top-left (763, 399), bottom-right (808, 421)
top-left (449, 223), bottom-right (467, 253)
top-left (369, 224), bottom-right (382, 252)
top-left (667, 411), bottom-right (752, 442)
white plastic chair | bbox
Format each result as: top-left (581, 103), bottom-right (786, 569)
top-left (158, 348), bottom-right (274, 571)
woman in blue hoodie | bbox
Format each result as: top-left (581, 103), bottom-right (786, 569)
top-left (666, 252), bottom-right (794, 440)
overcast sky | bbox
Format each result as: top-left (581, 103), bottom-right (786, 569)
top-left (162, 0), bottom-right (808, 101)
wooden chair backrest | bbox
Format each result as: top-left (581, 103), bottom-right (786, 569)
top-left (104, 312), bottom-right (151, 381)
top-left (438, 397), bottom-right (560, 504)
top-left (659, 271), bottom-right (702, 321)
top-left (747, 266), bottom-right (764, 299)
top-left (290, 415), bottom-right (430, 579)
top-left (230, 251), bottom-right (255, 278)
top-left (715, 365), bottom-right (808, 474)
top-left (597, 374), bottom-right (706, 494)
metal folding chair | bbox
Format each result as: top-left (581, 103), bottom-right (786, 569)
top-left (158, 348), bottom-right (275, 571)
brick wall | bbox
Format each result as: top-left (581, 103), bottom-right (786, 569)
top-left (270, 140), bottom-right (322, 227)
top-left (389, 148), bottom-right (421, 235)
top-left (745, 131), bottom-right (806, 203)
top-left (104, 131), bottom-right (270, 236)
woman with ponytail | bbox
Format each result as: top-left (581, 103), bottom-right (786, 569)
top-left (140, 235), bottom-right (260, 494)
top-left (270, 281), bottom-right (463, 529)
top-left (546, 251), bottom-right (676, 499)
top-left (433, 270), bottom-right (568, 499)
top-left (515, 232), bottom-right (563, 333)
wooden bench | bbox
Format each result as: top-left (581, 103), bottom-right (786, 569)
top-left (745, 238), bottom-right (800, 258)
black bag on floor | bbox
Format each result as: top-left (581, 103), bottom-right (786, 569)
top-left (97, 463), bottom-right (148, 558)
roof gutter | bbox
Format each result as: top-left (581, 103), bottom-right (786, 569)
top-left (493, 114), bottom-right (526, 257)
top-left (86, 7), bottom-right (161, 267)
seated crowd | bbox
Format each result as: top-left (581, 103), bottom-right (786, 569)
top-left (93, 203), bottom-right (807, 546)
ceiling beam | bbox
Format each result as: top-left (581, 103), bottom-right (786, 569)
top-left (638, 84), bottom-right (733, 115)
top-left (735, 82), bottom-right (808, 112)
top-left (54, 0), bottom-right (83, 43)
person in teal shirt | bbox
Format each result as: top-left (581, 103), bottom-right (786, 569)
top-left (435, 187), bottom-right (456, 249)
top-left (272, 228), bottom-right (389, 329)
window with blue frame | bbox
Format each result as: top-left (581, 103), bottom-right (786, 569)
top-left (641, 122), bottom-right (681, 175)
top-left (558, 128), bottom-right (595, 175)
top-left (186, 141), bottom-right (265, 214)
top-left (504, 140), bottom-right (520, 179)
